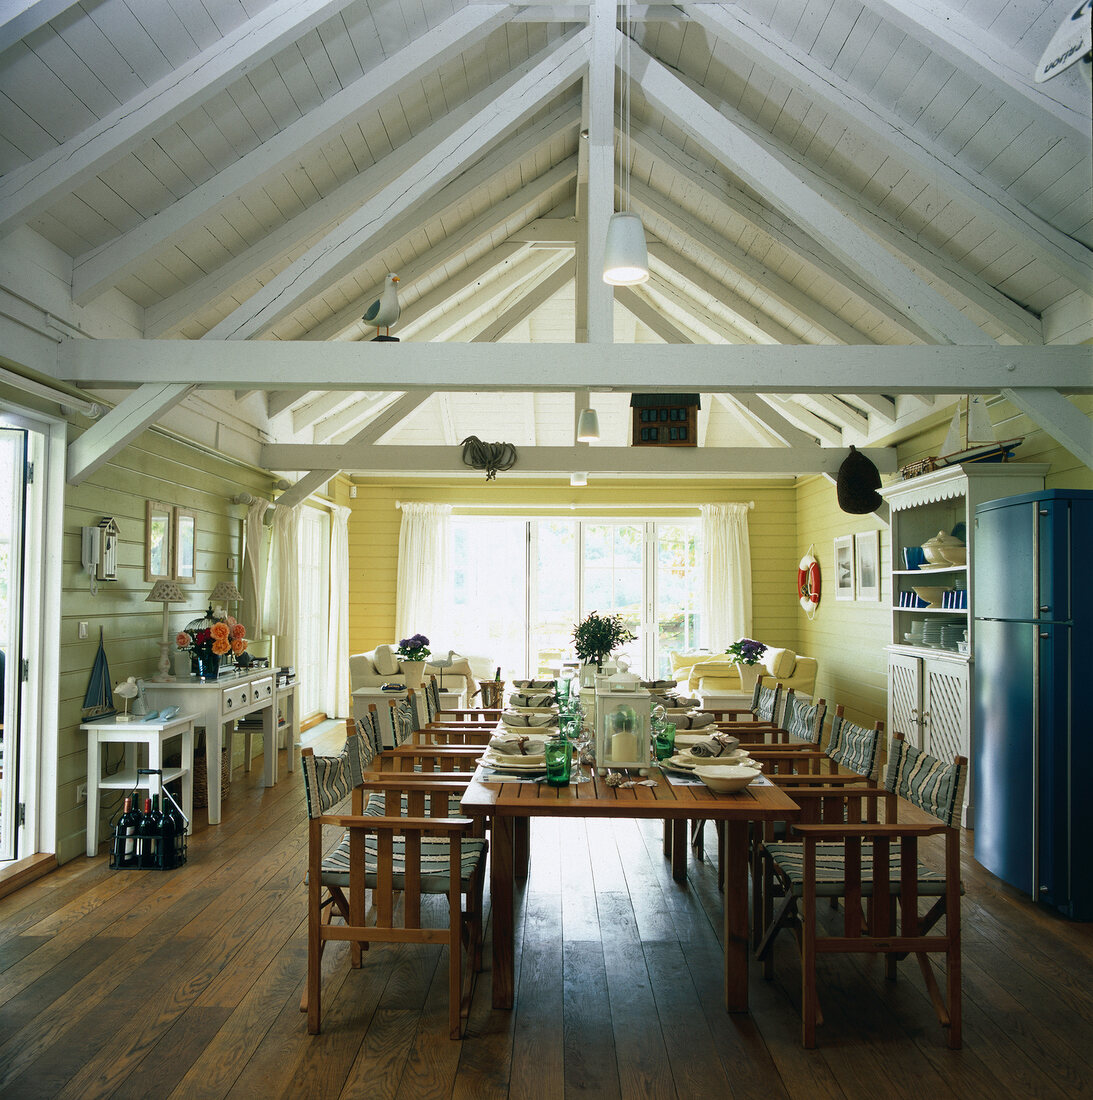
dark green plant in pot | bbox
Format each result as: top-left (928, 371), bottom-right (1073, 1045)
top-left (572, 610), bottom-right (636, 669)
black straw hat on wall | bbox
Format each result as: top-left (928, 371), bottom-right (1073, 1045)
top-left (836, 445), bottom-right (882, 514)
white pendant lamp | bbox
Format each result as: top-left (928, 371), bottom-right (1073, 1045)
top-left (602, 0), bottom-right (648, 286)
top-left (576, 408), bottom-right (601, 442)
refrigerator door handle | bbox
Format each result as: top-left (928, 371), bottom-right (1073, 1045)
top-left (1032, 628), bottom-right (1042, 895)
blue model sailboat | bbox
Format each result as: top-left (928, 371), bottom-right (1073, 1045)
top-left (82, 627), bottom-right (116, 720)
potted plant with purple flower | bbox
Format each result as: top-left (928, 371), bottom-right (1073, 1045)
top-left (724, 637), bottom-right (767, 694)
top-left (395, 633), bottom-right (431, 687)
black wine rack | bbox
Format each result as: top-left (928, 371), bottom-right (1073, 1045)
top-left (109, 769), bottom-right (188, 870)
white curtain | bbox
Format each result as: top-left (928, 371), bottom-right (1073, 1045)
top-left (324, 505), bottom-right (351, 718)
top-left (265, 503), bottom-right (300, 668)
top-left (395, 502), bottom-right (452, 644)
top-left (241, 498), bottom-right (269, 639)
top-left (700, 503), bottom-right (752, 651)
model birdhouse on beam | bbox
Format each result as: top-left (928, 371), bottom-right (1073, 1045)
top-left (630, 394), bottom-right (700, 447)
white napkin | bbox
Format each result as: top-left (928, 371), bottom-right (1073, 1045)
top-left (688, 732), bottom-right (742, 757)
top-left (673, 712), bottom-right (717, 729)
top-left (500, 710), bottom-right (559, 728)
top-left (489, 734), bottom-right (547, 757)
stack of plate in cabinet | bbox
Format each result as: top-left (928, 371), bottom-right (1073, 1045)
top-left (941, 623), bottom-right (966, 650)
top-left (923, 621), bottom-right (944, 647)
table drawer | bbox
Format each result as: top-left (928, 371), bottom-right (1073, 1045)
top-left (221, 675), bottom-right (274, 717)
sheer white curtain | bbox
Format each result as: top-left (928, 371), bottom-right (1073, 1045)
top-left (395, 502), bottom-right (452, 643)
top-left (324, 505), bottom-right (351, 718)
top-left (265, 503), bottom-right (300, 668)
top-left (700, 503), bottom-right (752, 651)
top-left (241, 498), bottom-right (269, 640)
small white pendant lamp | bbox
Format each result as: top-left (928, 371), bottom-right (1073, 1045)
top-left (576, 408), bottom-right (601, 442)
top-left (603, 0), bottom-right (648, 286)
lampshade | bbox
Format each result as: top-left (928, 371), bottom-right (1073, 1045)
top-left (570, 472), bottom-right (588, 486)
top-left (576, 408), bottom-right (600, 442)
top-left (146, 580), bottom-right (187, 604)
top-left (603, 212), bottom-right (649, 286)
top-left (208, 580), bottom-right (243, 603)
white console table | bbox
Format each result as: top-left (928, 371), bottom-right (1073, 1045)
top-left (145, 668), bottom-right (284, 824)
top-left (81, 714), bottom-right (196, 856)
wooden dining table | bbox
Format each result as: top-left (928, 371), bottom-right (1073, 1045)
top-left (460, 765), bottom-right (800, 1013)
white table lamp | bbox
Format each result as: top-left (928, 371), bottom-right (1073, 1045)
top-left (146, 579), bottom-right (187, 681)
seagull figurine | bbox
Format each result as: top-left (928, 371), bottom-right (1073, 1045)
top-left (362, 273), bottom-right (400, 338)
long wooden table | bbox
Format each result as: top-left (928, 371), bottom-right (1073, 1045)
top-left (460, 766), bottom-right (800, 1013)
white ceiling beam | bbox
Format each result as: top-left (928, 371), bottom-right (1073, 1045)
top-left (314, 392), bottom-right (402, 444)
top-left (58, 341), bottom-right (1093, 393)
top-left (72, 5), bottom-right (514, 306)
top-left (0, 0), bottom-right (368, 238)
top-left (721, 393), bottom-right (820, 449)
top-left (414, 251), bottom-right (570, 343)
top-left (646, 239), bottom-right (799, 346)
top-left (1000, 388), bottom-right (1093, 471)
top-left (614, 287), bottom-right (691, 342)
top-left (794, 393), bottom-right (870, 436)
top-left (586, 0), bottom-right (615, 344)
top-left (632, 110), bottom-right (1041, 347)
top-left (472, 258), bottom-right (576, 341)
top-left (292, 390), bottom-right (357, 434)
top-left (393, 242), bottom-right (530, 339)
top-left (631, 38), bottom-right (998, 345)
top-left (575, 75), bottom-right (591, 343)
top-left (766, 396), bottom-right (843, 447)
top-left (0, 1), bottom-right (77, 54)
top-left (273, 392), bottom-right (432, 504)
top-left (642, 272), bottom-right (751, 344)
top-left (629, 125), bottom-right (923, 344)
top-left (66, 383), bottom-right (194, 486)
top-left (267, 390), bottom-right (312, 419)
top-left (511, 4), bottom-right (686, 20)
top-left (261, 442), bottom-right (897, 476)
top-left (841, 393), bottom-right (897, 426)
top-left (146, 97), bottom-right (578, 339)
top-left (687, 7), bottom-right (1092, 295)
top-left (205, 28), bottom-right (591, 342)
top-left (860, 0), bottom-right (1090, 143)
top-left (510, 218), bottom-right (579, 245)
top-left (303, 159), bottom-right (577, 342)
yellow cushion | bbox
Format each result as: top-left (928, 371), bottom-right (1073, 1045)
top-left (763, 647), bottom-right (797, 679)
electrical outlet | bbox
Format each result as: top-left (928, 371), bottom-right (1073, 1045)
top-left (226, 556), bottom-right (237, 569)
top-left (76, 783), bottom-right (87, 804)
top-left (78, 620), bottom-right (88, 639)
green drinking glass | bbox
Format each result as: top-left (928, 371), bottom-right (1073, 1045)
top-left (654, 722), bottom-right (676, 761)
top-left (544, 737), bottom-right (573, 786)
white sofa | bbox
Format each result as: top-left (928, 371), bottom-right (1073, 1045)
top-left (349, 645), bottom-right (492, 702)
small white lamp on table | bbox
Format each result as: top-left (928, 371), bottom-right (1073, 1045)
top-left (146, 579), bottom-right (188, 681)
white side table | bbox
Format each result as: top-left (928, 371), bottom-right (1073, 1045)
top-left (352, 687), bottom-right (455, 747)
top-left (81, 714), bottom-right (196, 857)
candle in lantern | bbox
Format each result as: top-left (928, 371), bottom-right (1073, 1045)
top-left (611, 730), bottom-right (639, 760)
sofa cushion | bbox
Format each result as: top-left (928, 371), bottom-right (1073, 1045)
top-left (373, 643), bottom-right (399, 676)
top-left (763, 647), bottom-right (796, 679)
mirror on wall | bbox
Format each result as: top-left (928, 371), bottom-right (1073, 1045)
top-left (173, 508), bottom-right (196, 583)
top-left (145, 501), bottom-right (172, 583)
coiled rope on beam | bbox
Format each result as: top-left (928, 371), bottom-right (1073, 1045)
top-left (460, 436), bottom-right (517, 480)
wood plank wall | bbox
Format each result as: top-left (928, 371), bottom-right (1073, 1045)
top-left (347, 477), bottom-right (800, 658)
top-left (57, 423), bottom-right (275, 863)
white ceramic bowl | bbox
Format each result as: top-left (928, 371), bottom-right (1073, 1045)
top-left (911, 586), bottom-right (947, 607)
top-left (693, 765), bottom-right (759, 793)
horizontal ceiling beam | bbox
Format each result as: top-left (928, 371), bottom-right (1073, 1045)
top-left (260, 442), bottom-right (898, 476)
top-left (56, 341), bottom-right (1093, 393)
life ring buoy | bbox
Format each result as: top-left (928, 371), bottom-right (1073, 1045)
top-left (798, 545), bottom-right (820, 618)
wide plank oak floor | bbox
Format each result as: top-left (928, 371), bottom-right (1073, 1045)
top-left (1, 724), bottom-right (1090, 1099)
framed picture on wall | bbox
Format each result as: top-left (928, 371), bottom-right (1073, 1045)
top-left (173, 507), bottom-right (196, 583)
top-left (855, 530), bottom-right (881, 602)
top-left (834, 535), bottom-right (855, 600)
top-left (145, 500), bottom-right (172, 583)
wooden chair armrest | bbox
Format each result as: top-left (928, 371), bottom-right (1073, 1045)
top-left (326, 813), bottom-right (474, 832)
top-left (791, 822), bottom-right (948, 838)
top-left (768, 773), bottom-right (874, 786)
top-left (389, 745), bottom-right (484, 756)
top-left (360, 775), bottom-right (471, 792)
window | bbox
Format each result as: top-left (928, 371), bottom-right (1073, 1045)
top-left (449, 517), bottom-right (701, 680)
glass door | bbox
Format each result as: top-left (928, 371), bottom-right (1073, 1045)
top-left (0, 428), bottom-right (27, 861)
top-left (580, 523), bottom-right (644, 665)
top-left (653, 522), bottom-right (701, 678)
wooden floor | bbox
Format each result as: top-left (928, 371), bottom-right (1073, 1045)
top-left (1, 725), bottom-right (1091, 1100)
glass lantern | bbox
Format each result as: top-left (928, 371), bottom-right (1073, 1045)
top-left (594, 674), bottom-right (651, 774)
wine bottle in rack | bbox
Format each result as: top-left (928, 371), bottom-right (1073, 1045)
top-left (157, 793), bottom-right (178, 869)
top-left (137, 797), bottom-right (160, 868)
top-left (115, 796), bottom-right (140, 868)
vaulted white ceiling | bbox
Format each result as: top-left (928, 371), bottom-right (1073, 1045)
top-left (0, 0), bottom-right (1090, 487)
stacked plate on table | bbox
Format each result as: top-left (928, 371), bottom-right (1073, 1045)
top-left (664, 748), bottom-right (759, 772)
top-left (481, 734), bottom-right (548, 774)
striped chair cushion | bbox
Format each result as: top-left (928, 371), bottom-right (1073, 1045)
top-left (829, 721), bottom-right (881, 781)
top-left (885, 741), bottom-right (966, 827)
top-left (358, 710), bottom-right (384, 759)
top-left (426, 678), bottom-right (441, 721)
top-left (756, 684), bottom-right (780, 722)
top-left (321, 832), bottom-right (487, 892)
top-left (784, 697), bottom-right (824, 745)
top-left (302, 748), bottom-right (353, 819)
top-left (765, 841), bottom-right (948, 898)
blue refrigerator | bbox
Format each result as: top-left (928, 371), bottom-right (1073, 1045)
top-left (972, 488), bottom-right (1092, 920)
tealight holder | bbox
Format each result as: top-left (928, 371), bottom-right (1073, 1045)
top-left (593, 673), bottom-right (651, 775)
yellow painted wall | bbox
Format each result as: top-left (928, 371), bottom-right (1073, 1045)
top-left (348, 477), bottom-right (800, 658)
top-left (57, 424), bottom-right (275, 862)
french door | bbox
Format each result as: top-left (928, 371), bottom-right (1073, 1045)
top-left (450, 518), bottom-right (701, 680)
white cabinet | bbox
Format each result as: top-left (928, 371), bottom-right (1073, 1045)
top-left (880, 462), bottom-right (1048, 824)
